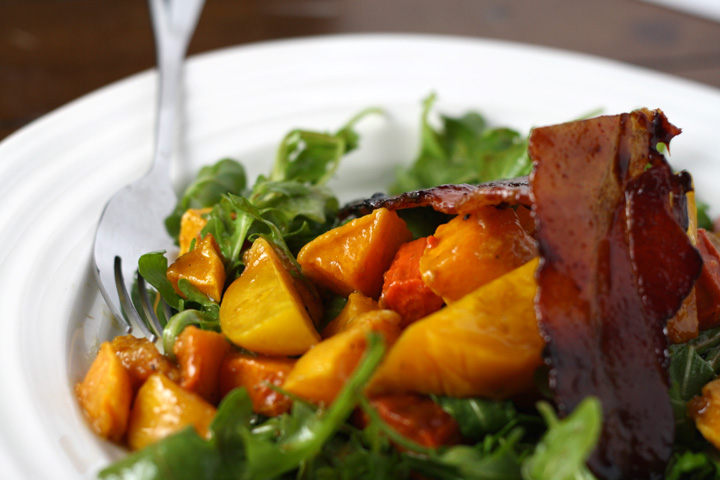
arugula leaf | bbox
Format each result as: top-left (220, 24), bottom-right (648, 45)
top-left (165, 159), bottom-right (248, 239)
top-left (697, 200), bottom-right (715, 232)
top-left (433, 396), bottom-right (518, 441)
top-left (665, 450), bottom-right (720, 480)
top-left (137, 251), bottom-right (183, 311)
top-left (389, 93), bottom-right (531, 194)
top-left (521, 398), bottom-right (601, 480)
top-left (161, 309), bottom-right (219, 361)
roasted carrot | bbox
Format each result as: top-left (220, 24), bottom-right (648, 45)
top-left (219, 353), bottom-right (296, 417)
top-left (379, 237), bottom-right (444, 327)
top-left (173, 325), bottom-right (232, 404)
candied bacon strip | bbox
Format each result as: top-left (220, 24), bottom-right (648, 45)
top-left (529, 109), bottom-right (702, 480)
top-left (338, 177), bottom-right (530, 220)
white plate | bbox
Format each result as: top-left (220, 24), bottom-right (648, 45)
top-left (1, 34), bottom-right (719, 479)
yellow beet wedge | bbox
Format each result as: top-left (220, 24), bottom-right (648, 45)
top-left (220, 237), bottom-right (321, 356)
top-left (297, 207), bottom-right (413, 298)
top-left (283, 309), bottom-right (402, 406)
top-left (167, 233), bottom-right (226, 302)
top-left (126, 373), bottom-right (216, 451)
top-left (321, 292), bottom-right (379, 338)
top-left (370, 257), bottom-right (543, 399)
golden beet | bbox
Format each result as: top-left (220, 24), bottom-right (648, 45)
top-left (419, 206), bottom-right (537, 303)
top-left (370, 258), bottom-right (543, 399)
top-left (110, 335), bottom-right (180, 391)
top-left (689, 378), bottom-right (720, 449)
top-left (76, 342), bottom-right (133, 442)
top-left (283, 310), bottom-right (402, 406)
top-left (126, 373), bottom-right (216, 451)
top-left (219, 237), bottom-right (320, 356)
top-left (297, 208), bottom-right (413, 298)
top-left (167, 233), bottom-right (226, 302)
top-left (321, 292), bottom-right (379, 338)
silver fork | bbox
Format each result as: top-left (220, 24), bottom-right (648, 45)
top-left (93, 0), bottom-right (205, 342)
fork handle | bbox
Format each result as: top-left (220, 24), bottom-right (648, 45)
top-left (147, 0), bottom-right (205, 181)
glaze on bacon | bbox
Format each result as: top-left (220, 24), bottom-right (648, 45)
top-left (338, 177), bottom-right (530, 220)
top-left (529, 109), bottom-right (702, 480)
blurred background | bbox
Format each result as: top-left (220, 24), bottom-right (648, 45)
top-left (1, 0), bottom-right (719, 141)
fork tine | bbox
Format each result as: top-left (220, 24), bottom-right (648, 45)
top-left (137, 273), bottom-right (164, 339)
top-left (114, 256), bottom-right (158, 342)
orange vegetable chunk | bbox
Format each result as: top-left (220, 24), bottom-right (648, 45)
top-left (219, 353), bottom-right (296, 417)
top-left (110, 335), bottom-right (180, 390)
top-left (370, 258), bottom-right (542, 399)
top-left (220, 237), bottom-right (320, 356)
top-left (689, 378), bottom-right (720, 449)
top-left (173, 325), bottom-right (231, 404)
top-left (297, 207), bottom-right (413, 298)
top-left (76, 342), bottom-right (133, 442)
top-left (380, 237), bottom-right (444, 326)
top-left (419, 206), bottom-right (537, 303)
top-left (126, 373), bottom-right (216, 451)
top-left (321, 292), bottom-right (379, 338)
top-left (178, 207), bottom-right (212, 255)
top-left (361, 394), bottom-right (461, 448)
top-left (283, 310), bottom-right (402, 406)
top-left (167, 233), bottom-right (226, 302)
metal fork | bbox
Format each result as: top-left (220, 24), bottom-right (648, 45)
top-left (93, 0), bottom-right (205, 342)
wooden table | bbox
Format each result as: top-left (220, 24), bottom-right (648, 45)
top-left (2, 0), bottom-right (719, 141)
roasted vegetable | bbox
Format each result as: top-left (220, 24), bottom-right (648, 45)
top-left (321, 291), bottom-right (379, 338)
top-left (419, 206), bottom-right (537, 303)
top-left (178, 207), bottom-right (212, 255)
top-left (126, 373), bottom-right (216, 451)
top-left (218, 353), bottom-right (296, 417)
top-left (76, 342), bottom-right (133, 442)
top-left (110, 335), bottom-right (180, 390)
top-left (297, 207), bottom-right (413, 298)
top-left (166, 233), bottom-right (226, 302)
top-left (380, 237), bottom-right (444, 326)
top-left (370, 258), bottom-right (542, 399)
top-left (173, 325), bottom-right (231, 404)
top-left (219, 237), bottom-right (320, 356)
top-left (283, 309), bottom-right (402, 405)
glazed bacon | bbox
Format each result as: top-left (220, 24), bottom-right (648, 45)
top-left (529, 109), bottom-right (702, 480)
top-left (338, 177), bottom-right (530, 220)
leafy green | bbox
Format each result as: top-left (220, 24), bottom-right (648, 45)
top-left (389, 94), bottom-right (531, 194)
top-left (697, 200), bottom-right (715, 232)
top-left (137, 251), bottom-right (184, 311)
top-left (665, 450), bottom-right (720, 480)
top-left (165, 159), bottom-right (248, 240)
top-left (521, 398), bottom-right (601, 480)
top-left (433, 396), bottom-right (519, 441)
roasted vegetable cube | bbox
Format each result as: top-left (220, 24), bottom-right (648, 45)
top-left (419, 206), bottom-right (537, 303)
top-left (167, 233), bottom-right (226, 302)
top-left (321, 292), bottom-right (379, 338)
top-left (110, 335), bottom-right (180, 390)
top-left (174, 325), bottom-right (231, 404)
top-left (126, 373), bottom-right (216, 451)
top-left (76, 342), bottom-right (133, 442)
top-left (220, 237), bottom-right (320, 356)
top-left (283, 310), bottom-right (402, 405)
top-left (219, 353), bottom-right (296, 417)
top-left (178, 207), bottom-right (212, 255)
top-left (297, 208), bottom-right (412, 298)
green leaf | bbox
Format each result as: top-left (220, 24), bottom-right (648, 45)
top-left (433, 396), bottom-right (518, 441)
top-left (389, 94), bottom-right (531, 194)
top-left (98, 428), bottom-right (221, 480)
top-left (166, 159), bottom-right (247, 239)
top-left (697, 200), bottom-right (714, 231)
top-left (137, 251), bottom-right (183, 311)
top-left (665, 450), bottom-right (720, 480)
top-left (161, 309), bottom-right (219, 361)
top-left (521, 398), bottom-right (601, 480)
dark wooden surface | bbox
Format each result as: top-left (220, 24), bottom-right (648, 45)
top-left (2, 0), bottom-right (719, 141)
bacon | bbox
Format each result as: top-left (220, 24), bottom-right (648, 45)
top-left (338, 177), bottom-right (530, 220)
top-left (529, 109), bottom-right (702, 480)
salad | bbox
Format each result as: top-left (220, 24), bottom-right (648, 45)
top-left (76, 96), bottom-right (720, 480)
